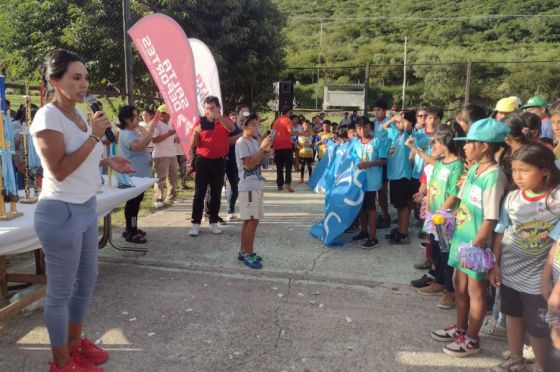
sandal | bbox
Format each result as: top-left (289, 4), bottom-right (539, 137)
top-left (124, 232), bottom-right (147, 244)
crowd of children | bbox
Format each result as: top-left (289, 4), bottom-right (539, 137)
top-left (298, 97), bottom-right (560, 371)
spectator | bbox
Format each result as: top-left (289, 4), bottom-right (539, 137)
top-left (272, 105), bottom-right (302, 192)
top-left (189, 96), bottom-right (235, 236)
top-left (224, 104), bottom-right (245, 221)
top-left (522, 96), bottom-right (553, 141)
top-left (151, 104), bottom-right (177, 208)
top-left (139, 108), bottom-right (155, 156)
top-left (117, 105), bottom-right (155, 243)
top-left (493, 97), bottom-right (519, 122)
top-left (340, 112), bottom-right (352, 126)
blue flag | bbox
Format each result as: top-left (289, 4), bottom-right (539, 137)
top-left (308, 141), bottom-right (337, 192)
top-left (309, 142), bottom-right (367, 246)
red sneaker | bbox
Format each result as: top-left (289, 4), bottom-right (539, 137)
top-left (69, 338), bottom-right (109, 365)
top-left (49, 355), bottom-right (104, 372)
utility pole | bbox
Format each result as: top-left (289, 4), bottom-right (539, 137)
top-left (122, 0), bottom-right (134, 105)
top-left (363, 62), bottom-right (370, 116)
top-left (401, 36), bottom-right (407, 110)
top-left (315, 19), bottom-right (323, 110)
top-left (464, 60), bottom-right (472, 104)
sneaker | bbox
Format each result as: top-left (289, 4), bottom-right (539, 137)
top-left (189, 223), bottom-right (200, 237)
top-left (209, 223), bottom-right (222, 234)
top-left (49, 356), bottom-right (103, 372)
top-left (69, 338), bottom-right (109, 365)
top-left (226, 213), bottom-right (239, 222)
top-left (376, 217), bottom-right (391, 229)
top-left (238, 252), bottom-right (263, 262)
top-left (413, 259), bottom-right (431, 270)
top-left (361, 237), bottom-right (380, 250)
top-left (411, 274), bottom-right (434, 288)
top-left (241, 253), bottom-right (263, 269)
top-left (352, 231), bottom-right (369, 241)
top-left (216, 216), bottom-right (227, 226)
top-left (285, 184), bottom-right (295, 193)
top-left (480, 315), bottom-right (507, 340)
top-left (431, 325), bottom-right (465, 342)
top-left (502, 345), bottom-right (535, 364)
top-left (492, 356), bottom-right (528, 372)
top-left (153, 201), bottom-right (164, 208)
top-left (437, 292), bottom-right (456, 309)
top-left (384, 228), bottom-right (399, 239)
top-left (389, 233), bottom-right (409, 245)
top-left (443, 334), bottom-right (480, 357)
top-left (418, 282), bottom-right (445, 296)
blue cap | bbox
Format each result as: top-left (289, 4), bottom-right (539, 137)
top-left (454, 118), bottom-right (510, 143)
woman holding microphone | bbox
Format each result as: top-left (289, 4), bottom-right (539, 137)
top-left (31, 50), bottom-right (134, 372)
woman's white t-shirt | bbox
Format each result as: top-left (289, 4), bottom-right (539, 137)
top-left (31, 103), bottom-right (103, 204)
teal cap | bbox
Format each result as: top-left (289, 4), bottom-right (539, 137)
top-left (454, 118), bottom-right (510, 143)
top-left (521, 96), bottom-right (548, 109)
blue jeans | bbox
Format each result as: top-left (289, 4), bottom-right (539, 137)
top-left (34, 197), bottom-right (99, 347)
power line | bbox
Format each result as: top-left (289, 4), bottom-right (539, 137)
top-left (288, 14), bottom-right (560, 22)
top-left (286, 60), bottom-right (558, 70)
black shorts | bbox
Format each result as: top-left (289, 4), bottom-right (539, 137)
top-left (362, 191), bottom-right (377, 211)
top-left (500, 284), bottom-right (549, 338)
top-left (389, 178), bottom-right (419, 209)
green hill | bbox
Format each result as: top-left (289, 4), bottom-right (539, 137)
top-left (274, 0), bottom-right (560, 110)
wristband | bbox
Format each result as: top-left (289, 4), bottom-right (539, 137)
top-left (89, 135), bottom-right (100, 143)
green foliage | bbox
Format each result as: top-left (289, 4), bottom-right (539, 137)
top-left (275, 0), bottom-right (560, 109)
top-left (0, 0), bottom-right (286, 112)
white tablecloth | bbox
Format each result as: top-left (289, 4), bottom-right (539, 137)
top-left (0, 177), bottom-right (156, 256)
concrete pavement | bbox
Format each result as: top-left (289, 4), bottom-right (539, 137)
top-left (0, 170), bottom-right (507, 371)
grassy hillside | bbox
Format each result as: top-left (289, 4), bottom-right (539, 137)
top-left (274, 0), bottom-right (560, 109)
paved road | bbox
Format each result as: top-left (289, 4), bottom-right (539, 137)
top-left (0, 171), bottom-right (506, 371)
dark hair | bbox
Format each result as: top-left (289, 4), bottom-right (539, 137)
top-left (355, 116), bottom-right (371, 127)
top-left (505, 114), bottom-right (532, 145)
top-left (372, 100), bottom-right (388, 110)
top-left (5, 100), bottom-right (10, 106)
top-left (323, 120), bottom-right (331, 125)
top-left (118, 105), bottom-right (136, 129)
top-left (236, 104), bottom-right (249, 113)
top-left (434, 122), bottom-right (466, 160)
top-left (347, 123), bottom-right (356, 130)
top-left (203, 95), bottom-right (221, 108)
top-left (143, 107), bottom-right (155, 116)
top-left (425, 107), bottom-right (443, 120)
top-left (45, 49), bottom-right (84, 81)
top-left (301, 119), bottom-right (311, 126)
top-left (456, 104), bottom-right (486, 126)
top-left (511, 143), bottom-right (560, 210)
top-left (402, 110), bottom-right (417, 126)
top-left (520, 111), bottom-right (541, 133)
top-left (337, 126), bottom-right (348, 139)
top-left (280, 105), bottom-right (292, 115)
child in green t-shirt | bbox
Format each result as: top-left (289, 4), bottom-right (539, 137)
top-left (407, 123), bottom-right (466, 308)
top-left (431, 119), bottom-right (509, 358)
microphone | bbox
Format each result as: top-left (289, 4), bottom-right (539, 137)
top-left (86, 95), bottom-right (116, 143)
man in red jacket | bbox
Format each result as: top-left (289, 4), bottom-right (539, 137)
top-left (272, 105), bottom-right (302, 192)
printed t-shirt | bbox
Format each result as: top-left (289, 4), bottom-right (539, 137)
top-left (448, 163), bottom-right (507, 280)
top-left (496, 188), bottom-right (560, 294)
top-left (236, 136), bottom-right (264, 192)
top-left (412, 128), bottom-right (434, 179)
top-left (317, 131), bottom-right (335, 160)
top-left (428, 159), bottom-right (464, 212)
top-left (298, 135), bottom-right (314, 158)
top-left (386, 130), bottom-right (413, 180)
top-left (354, 137), bottom-right (387, 192)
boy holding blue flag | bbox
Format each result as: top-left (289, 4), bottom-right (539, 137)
top-left (351, 117), bottom-right (388, 249)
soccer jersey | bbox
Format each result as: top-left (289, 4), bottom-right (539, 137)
top-left (354, 137), bottom-right (388, 192)
top-left (412, 129), bottom-right (434, 179)
top-left (448, 163), bottom-right (507, 280)
top-left (317, 131), bottom-right (334, 160)
top-left (496, 188), bottom-right (560, 294)
top-left (386, 130), bottom-right (413, 180)
top-left (428, 159), bottom-right (464, 213)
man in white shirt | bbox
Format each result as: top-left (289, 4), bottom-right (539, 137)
top-left (151, 104), bottom-right (178, 208)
